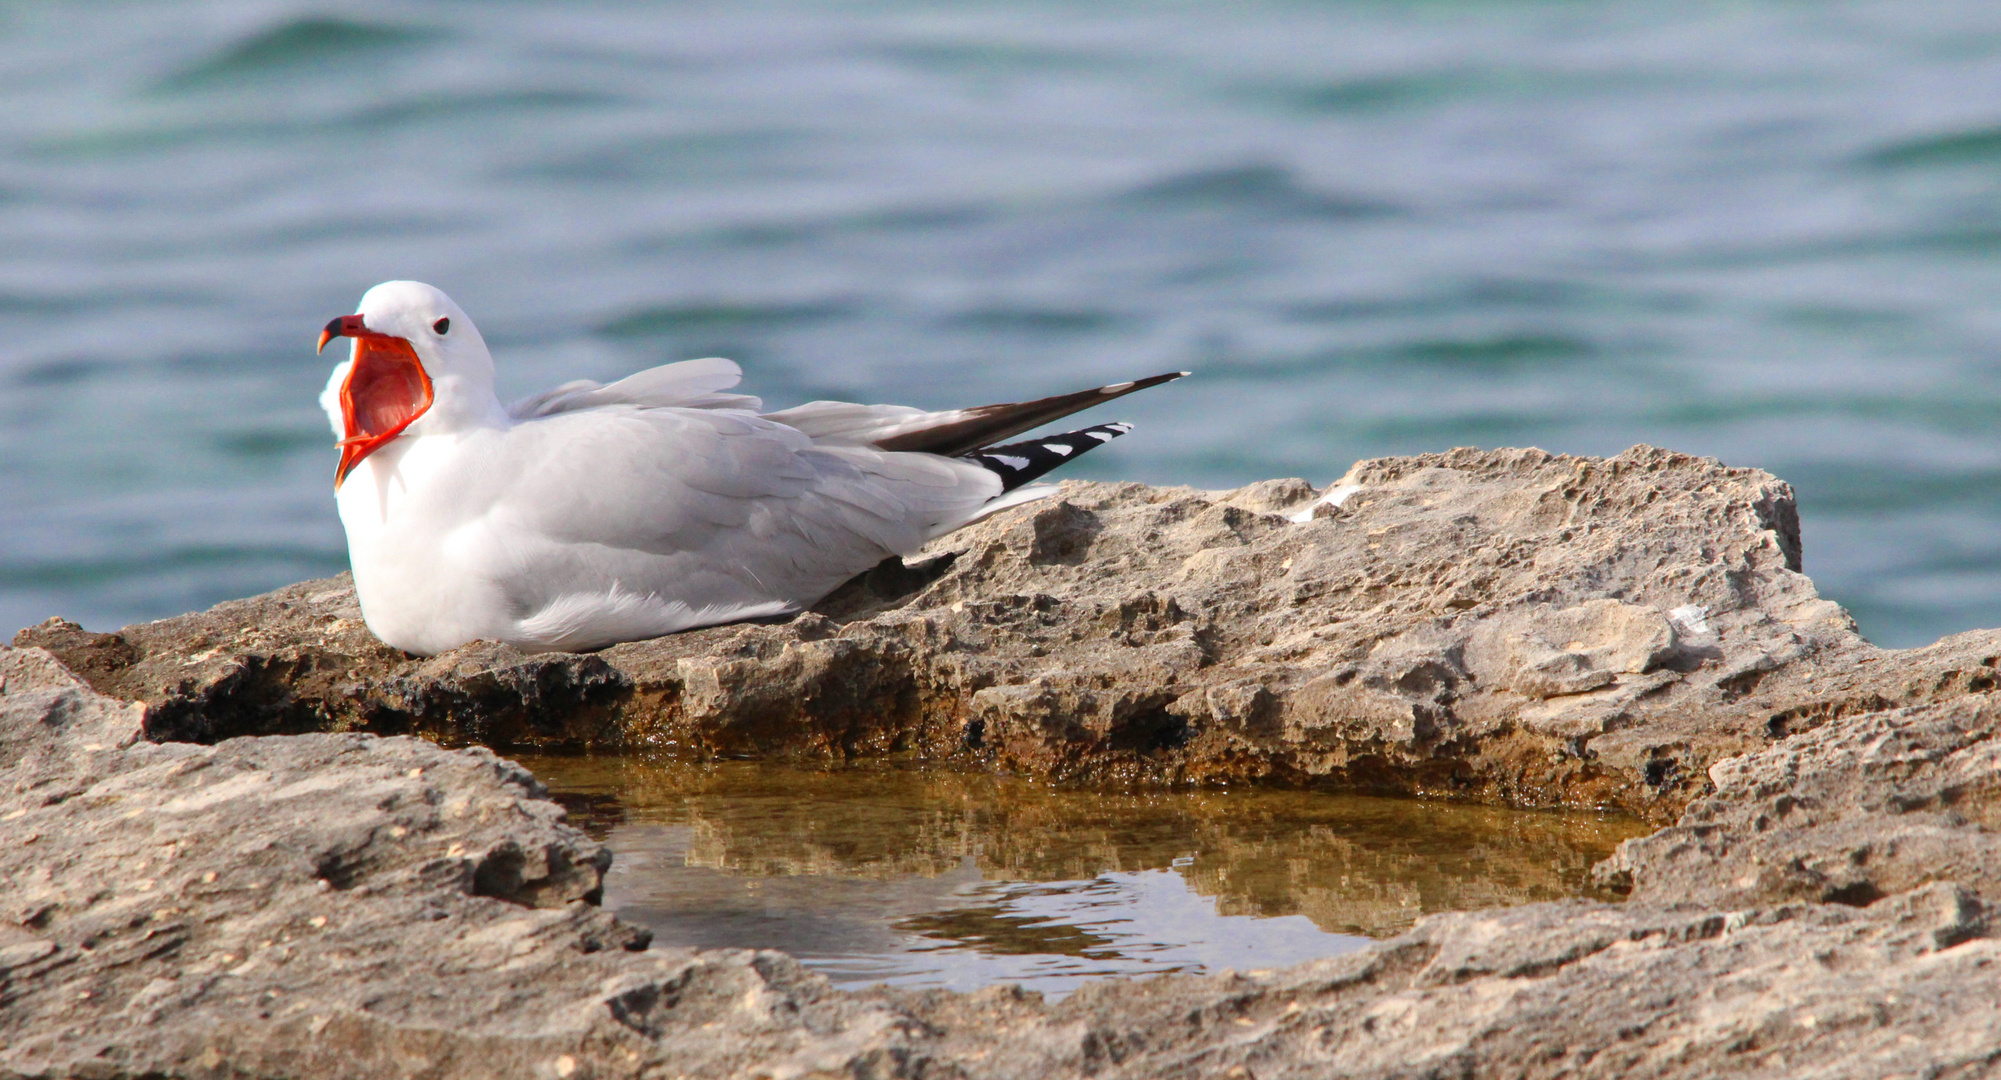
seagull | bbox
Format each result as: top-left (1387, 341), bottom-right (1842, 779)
top-left (316, 280), bottom-right (1185, 656)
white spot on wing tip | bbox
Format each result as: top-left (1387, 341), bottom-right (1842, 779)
top-left (1099, 381), bottom-right (1135, 394)
top-left (990, 454), bottom-right (1031, 470)
top-left (1046, 443), bottom-right (1074, 455)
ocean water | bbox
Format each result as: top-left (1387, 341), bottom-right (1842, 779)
top-left (7, 1), bottom-right (2001, 646)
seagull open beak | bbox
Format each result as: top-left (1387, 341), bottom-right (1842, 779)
top-left (317, 313), bottom-right (370, 355)
top-left (320, 313), bottom-right (435, 486)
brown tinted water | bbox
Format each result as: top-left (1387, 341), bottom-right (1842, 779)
top-left (516, 755), bottom-right (1651, 997)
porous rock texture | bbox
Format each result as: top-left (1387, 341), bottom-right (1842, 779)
top-left (10, 644), bottom-right (2001, 1077)
top-left (24, 443), bottom-right (1977, 824)
top-left (8, 444), bottom-right (2001, 1078)
top-left (0, 648), bottom-right (918, 1080)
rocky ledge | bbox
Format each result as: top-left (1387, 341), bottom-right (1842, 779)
top-left (28, 443), bottom-right (2001, 823)
top-left (7, 445), bottom-right (2001, 1077)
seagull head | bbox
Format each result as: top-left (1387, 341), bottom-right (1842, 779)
top-left (317, 280), bottom-right (499, 484)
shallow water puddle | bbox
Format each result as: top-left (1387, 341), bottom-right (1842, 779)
top-left (516, 756), bottom-right (1651, 997)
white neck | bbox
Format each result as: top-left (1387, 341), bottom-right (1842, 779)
top-left (416, 369), bottom-right (511, 435)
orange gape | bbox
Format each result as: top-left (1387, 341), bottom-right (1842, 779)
top-left (337, 334), bottom-right (434, 485)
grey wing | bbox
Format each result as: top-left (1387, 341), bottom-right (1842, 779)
top-left (507, 356), bottom-right (763, 419)
top-left (760, 399), bottom-right (976, 447)
top-left (761, 372), bottom-right (1188, 456)
top-left (479, 406), bottom-right (1002, 641)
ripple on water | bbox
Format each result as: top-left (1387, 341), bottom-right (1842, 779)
top-left (1860, 126), bottom-right (2001, 169)
top-left (518, 756), bottom-right (1650, 997)
top-left (1118, 163), bottom-right (1400, 220)
top-left (158, 17), bottom-right (443, 91)
top-left (595, 299), bottom-right (861, 339)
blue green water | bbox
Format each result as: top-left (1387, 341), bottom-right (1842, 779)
top-left (7, 2), bottom-right (2001, 646)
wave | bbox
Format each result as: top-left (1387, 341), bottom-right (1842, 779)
top-left (1251, 67), bottom-right (1691, 117)
top-left (0, 543), bottom-right (344, 591)
top-left (1198, 332), bottom-right (1597, 380)
top-left (515, 129), bottom-right (810, 184)
top-left (159, 17), bottom-right (441, 90)
top-left (1119, 164), bottom-right (1398, 219)
top-left (33, 88), bottom-right (613, 160)
top-left (1860, 125), bottom-right (2001, 169)
top-left (938, 308), bottom-right (1125, 334)
top-left (1779, 463), bottom-right (2001, 514)
top-left (596, 300), bottom-right (860, 339)
top-left (1262, 71), bottom-right (1471, 115)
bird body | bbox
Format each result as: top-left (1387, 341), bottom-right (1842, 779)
top-left (319, 281), bottom-right (1181, 656)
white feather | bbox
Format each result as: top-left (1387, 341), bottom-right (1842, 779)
top-left (324, 282), bottom-right (1090, 656)
top-left (507, 356), bottom-right (762, 418)
top-left (319, 359), bottom-right (352, 439)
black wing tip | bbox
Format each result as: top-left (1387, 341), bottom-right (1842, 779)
top-left (1096, 371), bottom-right (1189, 395)
top-left (873, 370), bottom-right (1185, 457)
top-left (964, 422), bottom-right (1133, 492)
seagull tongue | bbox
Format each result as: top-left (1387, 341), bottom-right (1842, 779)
top-left (337, 335), bottom-right (433, 484)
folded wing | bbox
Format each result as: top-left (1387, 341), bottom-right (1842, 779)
top-left (507, 356), bottom-right (762, 418)
top-left (511, 359), bottom-right (1186, 461)
top-left (473, 405), bottom-right (1003, 649)
top-left (474, 365), bottom-right (1187, 650)
top-left (762, 371), bottom-right (1188, 455)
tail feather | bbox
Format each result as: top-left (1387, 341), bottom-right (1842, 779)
top-left (962, 422), bottom-right (1132, 492)
top-left (875, 372), bottom-right (1185, 456)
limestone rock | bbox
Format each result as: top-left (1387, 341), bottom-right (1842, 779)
top-left (1602, 692), bottom-right (2001, 911)
top-left (17, 444), bottom-right (1982, 822)
top-left (902, 883), bottom-right (2001, 1079)
top-left (12, 444), bottom-right (2001, 1078)
top-left (0, 649), bottom-right (908, 1080)
top-left (8, 648), bottom-right (2001, 1077)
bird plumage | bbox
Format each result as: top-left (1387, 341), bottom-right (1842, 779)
top-left (318, 281), bottom-right (1182, 655)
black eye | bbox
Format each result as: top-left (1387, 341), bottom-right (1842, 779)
top-left (432, 317), bottom-right (450, 335)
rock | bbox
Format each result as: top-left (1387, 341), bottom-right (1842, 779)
top-left (0, 648), bottom-right (911, 1079)
top-left (9, 647), bottom-right (2001, 1077)
top-left (1601, 692), bottom-right (2001, 911)
top-left (901, 884), bottom-right (2001, 1079)
top-left (12, 434), bottom-right (2001, 1075)
top-left (20, 444), bottom-right (1997, 823)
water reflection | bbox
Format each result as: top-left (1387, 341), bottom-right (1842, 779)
top-left (517, 755), bottom-right (1649, 995)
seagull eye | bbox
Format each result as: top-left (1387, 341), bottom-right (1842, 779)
top-left (432, 317), bottom-right (450, 335)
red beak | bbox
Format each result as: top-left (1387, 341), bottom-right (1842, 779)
top-left (319, 313), bottom-right (434, 487)
top-left (317, 313), bottom-right (370, 355)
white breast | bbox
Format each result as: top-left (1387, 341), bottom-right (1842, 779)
top-left (335, 429), bottom-right (517, 655)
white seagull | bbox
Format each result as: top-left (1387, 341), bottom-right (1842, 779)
top-left (317, 280), bottom-right (1184, 656)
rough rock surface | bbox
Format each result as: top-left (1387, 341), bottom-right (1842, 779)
top-left (1603, 692), bottom-right (2001, 912)
top-left (9, 444), bottom-right (2001, 1078)
top-left (0, 649), bottom-right (920, 1080)
top-left (8, 649), bottom-right (2001, 1077)
top-left (27, 443), bottom-right (1988, 823)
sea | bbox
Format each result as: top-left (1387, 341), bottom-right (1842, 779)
top-left (7, 0), bottom-right (2001, 648)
